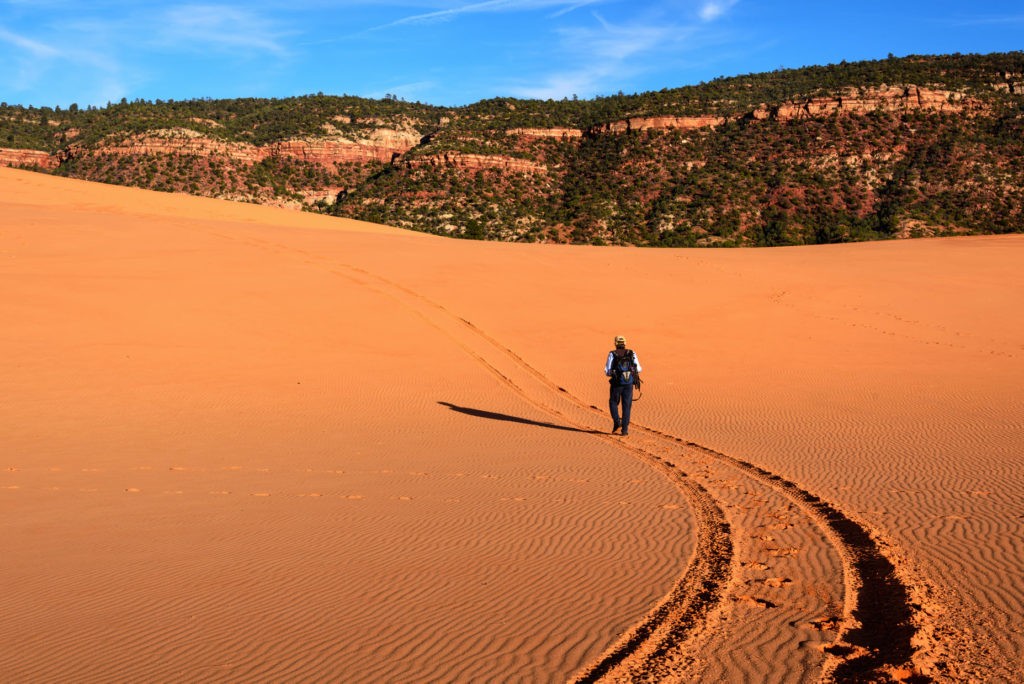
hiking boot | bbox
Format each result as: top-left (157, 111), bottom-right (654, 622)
top-left (612, 422), bottom-right (620, 434)
top-left (621, 429), bottom-right (629, 436)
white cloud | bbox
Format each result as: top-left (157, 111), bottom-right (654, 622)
top-left (368, 79), bottom-right (439, 101)
top-left (699, 0), bottom-right (738, 22)
top-left (156, 4), bottom-right (290, 55)
top-left (509, 71), bottom-right (603, 100)
top-left (369, 0), bottom-right (611, 30)
top-left (0, 26), bottom-right (61, 58)
top-left (569, 13), bottom-right (680, 60)
top-left (507, 8), bottom-right (712, 100)
top-left (950, 13), bottom-right (1024, 27)
top-left (548, 0), bottom-right (601, 18)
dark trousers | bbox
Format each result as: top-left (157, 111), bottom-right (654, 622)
top-left (609, 383), bottom-right (634, 431)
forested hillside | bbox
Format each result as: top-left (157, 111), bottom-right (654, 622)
top-left (3, 51), bottom-right (1022, 245)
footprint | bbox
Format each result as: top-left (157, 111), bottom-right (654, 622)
top-left (764, 577), bottom-right (793, 588)
top-left (733, 595), bottom-right (777, 609)
top-left (741, 561), bottom-right (770, 571)
top-left (809, 616), bottom-right (842, 631)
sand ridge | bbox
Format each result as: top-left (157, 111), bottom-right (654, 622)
top-left (3, 167), bottom-right (1023, 681)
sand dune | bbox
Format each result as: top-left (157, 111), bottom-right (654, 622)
top-left (2, 166), bottom-right (1022, 682)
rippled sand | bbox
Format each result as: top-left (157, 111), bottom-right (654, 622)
top-left (2, 167), bottom-right (1021, 681)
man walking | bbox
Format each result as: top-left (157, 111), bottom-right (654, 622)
top-left (605, 335), bottom-right (642, 435)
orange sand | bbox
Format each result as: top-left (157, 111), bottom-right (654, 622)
top-left (2, 166), bottom-right (1021, 681)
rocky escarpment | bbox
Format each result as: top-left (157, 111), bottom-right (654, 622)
top-left (0, 84), bottom-right (988, 176)
top-left (404, 151), bottom-right (547, 174)
top-left (331, 74), bottom-right (1021, 244)
top-left (589, 115), bottom-right (727, 135)
top-left (992, 71), bottom-right (1022, 94)
top-left (506, 127), bottom-right (583, 140)
top-left (747, 84), bottom-right (984, 121)
top-left (498, 85), bottom-right (985, 141)
top-left (0, 148), bottom-right (59, 169)
top-left (63, 127), bottom-right (421, 168)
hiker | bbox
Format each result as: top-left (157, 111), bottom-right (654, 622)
top-left (605, 335), bottom-right (642, 435)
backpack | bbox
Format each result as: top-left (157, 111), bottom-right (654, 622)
top-left (610, 349), bottom-right (638, 386)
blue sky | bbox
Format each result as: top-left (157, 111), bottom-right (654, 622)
top-left (1, 1), bottom-right (1021, 108)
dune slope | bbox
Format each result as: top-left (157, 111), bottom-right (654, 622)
top-left (2, 167), bottom-right (1021, 681)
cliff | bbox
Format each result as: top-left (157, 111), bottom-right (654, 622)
top-left (506, 127), bottom-right (583, 140)
top-left (748, 85), bottom-right (984, 122)
top-left (590, 115), bottom-right (727, 134)
top-left (64, 127), bottom-right (421, 168)
top-left (405, 151), bottom-right (547, 174)
top-left (504, 85), bottom-right (984, 140)
top-left (0, 148), bottom-right (59, 170)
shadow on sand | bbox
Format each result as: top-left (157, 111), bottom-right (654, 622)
top-left (438, 401), bottom-right (603, 435)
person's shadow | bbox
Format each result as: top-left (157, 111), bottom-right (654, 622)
top-left (438, 402), bottom-right (602, 434)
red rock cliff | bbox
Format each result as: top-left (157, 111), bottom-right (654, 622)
top-left (591, 115), bottom-right (727, 134)
top-left (0, 148), bottom-right (59, 170)
top-left (748, 85), bottom-right (982, 121)
top-left (74, 127), bottom-right (421, 167)
top-left (405, 151), bottom-right (546, 174)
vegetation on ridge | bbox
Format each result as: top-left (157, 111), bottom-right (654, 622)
top-left (2, 51), bottom-right (1023, 246)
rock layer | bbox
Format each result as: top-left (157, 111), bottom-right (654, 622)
top-left (0, 148), bottom-right (59, 169)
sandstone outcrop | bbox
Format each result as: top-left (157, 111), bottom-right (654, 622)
top-left (268, 137), bottom-right (410, 165)
top-left (94, 129), bottom-right (259, 162)
top-left (507, 127), bottom-right (583, 140)
top-left (591, 115), bottom-right (727, 134)
top-left (583, 85), bottom-right (981, 136)
top-left (300, 186), bottom-right (349, 205)
top-left (992, 73), bottom-right (1022, 95)
top-left (69, 127), bottom-right (421, 168)
top-left (0, 148), bottom-right (59, 169)
top-left (748, 85), bottom-right (982, 122)
top-left (405, 151), bottom-right (546, 174)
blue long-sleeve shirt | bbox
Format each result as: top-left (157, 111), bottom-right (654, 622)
top-left (605, 350), bottom-right (642, 376)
